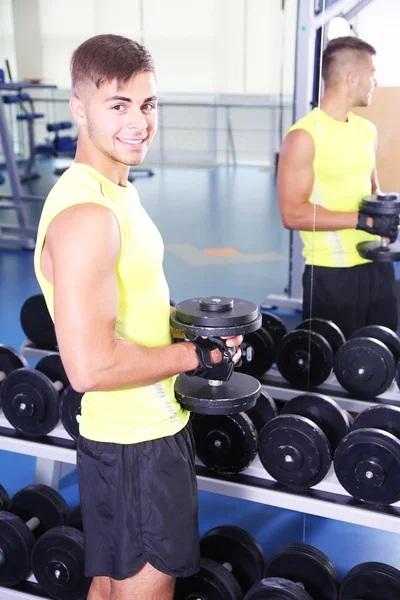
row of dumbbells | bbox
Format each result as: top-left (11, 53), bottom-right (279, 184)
top-left (175, 523), bottom-right (400, 600)
top-left (0, 345), bottom-right (81, 441)
top-left (193, 391), bottom-right (400, 506)
top-left (0, 482), bottom-right (88, 600)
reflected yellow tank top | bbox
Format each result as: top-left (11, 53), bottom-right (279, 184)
top-left (288, 108), bottom-right (378, 267)
top-left (34, 162), bottom-right (189, 444)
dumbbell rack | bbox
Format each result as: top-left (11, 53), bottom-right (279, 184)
top-left (1, 341), bottom-right (400, 599)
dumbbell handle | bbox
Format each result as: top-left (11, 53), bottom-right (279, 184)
top-left (52, 380), bottom-right (64, 393)
top-left (0, 371), bottom-right (5, 383)
top-left (0, 516), bottom-right (40, 568)
top-left (0, 548), bottom-right (4, 567)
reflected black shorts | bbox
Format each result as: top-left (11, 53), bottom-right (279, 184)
top-left (76, 423), bottom-right (200, 580)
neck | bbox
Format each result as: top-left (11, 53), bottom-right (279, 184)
top-left (319, 88), bottom-right (353, 122)
top-left (74, 136), bottom-right (130, 187)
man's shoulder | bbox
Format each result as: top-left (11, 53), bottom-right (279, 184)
top-left (350, 112), bottom-right (376, 137)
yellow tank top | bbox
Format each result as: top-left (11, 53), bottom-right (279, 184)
top-left (288, 108), bottom-right (378, 267)
top-left (34, 162), bottom-right (189, 444)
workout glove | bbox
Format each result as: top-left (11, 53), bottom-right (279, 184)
top-left (357, 212), bottom-right (400, 243)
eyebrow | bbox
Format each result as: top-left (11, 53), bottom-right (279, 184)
top-left (104, 95), bottom-right (158, 103)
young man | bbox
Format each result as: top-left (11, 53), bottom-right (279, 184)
top-left (278, 36), bottom-right (398, 338)
top-left (34, 35), bottom-right (241, 600)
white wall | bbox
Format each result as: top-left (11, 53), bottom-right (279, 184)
top-left (0, 0), bottom-right (18, 80)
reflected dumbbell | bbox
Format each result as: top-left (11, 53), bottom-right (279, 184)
top-left (0, 345), bottom-right (28, 394)
top-left (334, 405), bottom-right (400, 505)
top-left (339, 561), bottom-right (400, 600)
top-left (236, 313), bottom-right (287, 377)
top-left (335, 325), bottom-right (400, 398)
top-left (276, 319), bottom-right (345, 388)
top-left (60, 387), bottom-right (83, 441)
top-left (192, 392), bottom-right (278, 474)
top-left (0, 355), bottom-right (70, 437)
top-left (0, 484), bottom-right (69, 586)
top-left (258, 393), bottom-right (352, 489)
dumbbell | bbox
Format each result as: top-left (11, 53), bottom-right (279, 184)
top-left (20, 294), bottom-right (58, 350)
top-left (258, 393), bottom-right (353, 489)
top-left (0, 345), bottom-right (28, 392)
top-left (175, 557), bottom-right (243, 600)
top-left (276, 318), bottom-right (345, 388)
top-left (0, 355), bottom-right (70, 437)
top-left (339, 561), bottom-right (400, 599)
top-left (192, 392), bottom-right (278, 474)
top-left (236, 313), bottom-right (287, 377)
top-left (334, 405), bottom-right (400, 505)
top-left (60, 386), bottom-right (83, 442)
top-left (335, 325), bottom-right (400, 398)
top-left (32, 525), bottom-right (91, 600)
top-left (357, 193), bottom-right (400, 262)
top-left (0, 484), bottom-right (69, 586)
top-left (0, 485), bottom-right (10, 511)
top-left (244, 578), bottom-right (313, 599)
top-left (170, 297), bottom-right (262, 415)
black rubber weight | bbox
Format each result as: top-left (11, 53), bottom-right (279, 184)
top-left (244, 577), bottom-right (313, 600)
top-left (350, 325), bottom-right (400, 363)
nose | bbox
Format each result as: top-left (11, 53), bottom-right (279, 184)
top-left (127, 107), bottom-right (148, 133)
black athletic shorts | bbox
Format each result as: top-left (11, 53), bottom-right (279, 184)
top-left (76, 422), bottom-right (200, 580)
top-left (302, 261), bottom-right (398, 339)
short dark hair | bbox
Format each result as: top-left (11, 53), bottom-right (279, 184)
top-left (71, 34), bottom-right (155, 93)
top-left (322, 36), bottom-right (376, 83)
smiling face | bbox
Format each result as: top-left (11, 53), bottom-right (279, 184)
top-left (351, 53), bottom-right (378, 107)
top-left (71, 71), bottom-right (158, 168)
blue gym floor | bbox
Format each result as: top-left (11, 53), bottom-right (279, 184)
top-left (1, 161), bottom-right (400, 583)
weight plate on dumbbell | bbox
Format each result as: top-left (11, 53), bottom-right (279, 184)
top-left (67, 505), bottom-right (83, 532)
top-left (334, 428), bottom-right (400, 504)
top-left (360, 193), bottom-right (400, 215)
top-left (175, 372), bottom-right (260, 415)
top-left (357, 240), bottom-right (400, 262)
top-left (334, 337), bottom-right (395, 398)
top-left (0, 511), bottom-right (36, 586)
top-left (1, 369), bottom-right (60, 437)
top-left (352, 405), bottom-right (400, 438)
top-left (174, 557), bottom-right (243, 600)
top-left (276, 330), bottom-right (333, 388)
top-left (192, 412), bottom-right (258, 474)
top-left (339, 561), bottom-right (400, 600)
top-left (0, 345), bottom-right (28, 386)
top-left (36, 355), bottom-right (70, 391)
top-left (246, 392), bottom-right (278, 434)
top-left (296, 318), bottom-right (345, 355)
top-left (245, 577), bottom-right (313, 600)
top-left (281, 394), bottom-right (352, 452)
top-left (171, 297), bottom-right (262, 336)
top-left (261, 313), bottom-right (288, 349)
top-left (10, 484), bottom-right (69, 538)
top-left (265, 543), bottom-right (340, 600)
top-left (259, 414), bottom-right (331, 488)
top-left (236, 328), bottom-right (275, 377)
top-left (0, 485), bottom-right (10, 511)
top-left (200, 525), bottom-right (267, 594)
top-left (60, 387), bottom-right (83, 441)
top-left (20, 294), bottom-right (58, 350)
top-left (32, 526), bottom-right (91, 600)
top-left (351, 325), bottom-right (400, 364)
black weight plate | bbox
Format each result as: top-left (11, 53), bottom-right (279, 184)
top-left (351, 325), bottom-right (400, 363)
top-left (246, 392), bottom-right (279, 434)
top-left (237, 328), bottom-right (275, 377)
top-left (339, 561), bottom-right (400, 600)
top-left (20, 294), bottom-right (58, 350)
top-left (334, 338), bottom-right (395, 398)
top-left (258, 414), bottom-right (332, 489)
top-left (1, 368), bottom-right (60, 437)
top-left (352, 404), bottom-right (400, 438)
top-left (276, 330), bottom-right (333, 388)
top-left (0, 345), bottom-right (28, 385)
top-left (10, 484), bottom-right (69, 538)
top-left (334, 428), bottom-right (400, 504)
top-left (36, 354), bottom-right (70, 392)
top-left (244, 577), bottom-right (313, 600)
top-left (0, 485), bottom-right (10, 511)
top-left (192, 412), bottom-right (258, 474)
top-left (296, 318), bottom-right (345, 355)
top-left (32, 526), bottom-right (91, 600)
top-left (265, 543), bottom-right (340, 600)
top-left (357, 240), bottom-right (400, 262)
top-left (261, 313), bottom-right (288, 349)
top-left (200, 525), bottom-right (267, 594)
top-left (175, 372), bottom-right (260, 415)
top-left (67, 505), bottom-right (83, 532)
top-left (281, 393), bottom-right (351, 453)
top-left (0, 511), bottom-right (35, 586)
top-left (174, 557), bottom-right (243, 600)
top-left (360, 193), bottom-right (400, 215)
top-left (60, 386), bottom-right (83, 441)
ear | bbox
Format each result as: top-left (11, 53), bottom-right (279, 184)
top-left (70, 95), bottom-right (87, 126)
top-left (346, 71), bottom-right (358, 87)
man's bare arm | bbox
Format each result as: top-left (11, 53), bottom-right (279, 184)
top-left (46, 203), bottom-right (223, 393)
top-left (277, 129), bottom-right (359, 231)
